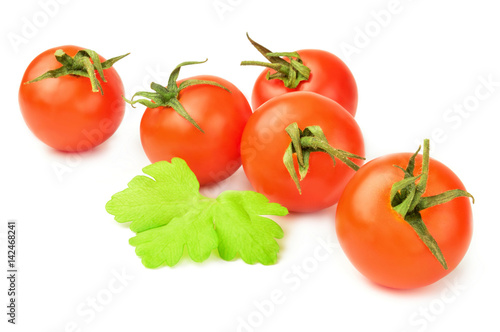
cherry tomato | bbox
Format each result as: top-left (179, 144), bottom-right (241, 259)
top-left (140, 75), bottom-right (252, 186)
top-left (336, 152), bottom-right (473, 289)
top-left (251, 49), bottom-right (358, 116)
top-left (19, 45), bottom-right (125, 152)
top-left (241, 91), bottom-right (364, 212)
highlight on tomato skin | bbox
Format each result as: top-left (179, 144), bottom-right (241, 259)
top-left (241, 91), bottom-right (365, 213)
top-left (335, 150), bottom-right (473, 289)
top-left (18, 45), bottom-right (127, 152)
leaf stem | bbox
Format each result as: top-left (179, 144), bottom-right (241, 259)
top-left (240, 33), bottom-right (311, 89)
top-left (390, 139), bottom-right (475, 269)
top-left (25, 49), bottom-right (129, 95)
top-left (283, 122), bottom-right (365, 194)
top-left (123, 60), bottom-right (230, 132)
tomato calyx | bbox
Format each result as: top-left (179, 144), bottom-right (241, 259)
top-left (240, 33), bottom-right (311, 89)
top-left (390, 139), bottom-right (474, 270)
top-left (24, 49), bottom-right (129, 95)
top-left (123, 60), bottom-right (230, 133)
top-left (283, 122), bottom-right (365, 194)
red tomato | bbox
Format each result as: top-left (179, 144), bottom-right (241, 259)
top-left (19, 45), bottom-right (125, 152)
top-left (336, 153), bottom-right (473, 289)
top-left (241, 91), bottom-right (364, 212)
top-left (251, 49), bottom-right (358, 116)
top-left (140, 75), bottom-right (252, 186)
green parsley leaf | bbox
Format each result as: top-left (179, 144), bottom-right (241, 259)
top-left (130, 207), bottom-right (218, 268)
top-left (105, 158), bottom-right (202, 233)
top-left (214, 191), bottom-right (285, 265)
top-left (105, 158), bottom-right (288, 268)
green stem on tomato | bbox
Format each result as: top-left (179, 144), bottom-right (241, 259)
top-left (283, 123), bottom-right (365, 194)
top-left (390, 139), bottom-right (475, 270)
top-left (240, 33), bottom-right (311, 89)
top-left (122, 60), bottom-right (231, 133)
top-left (24, 49), bottom-right (129, 95)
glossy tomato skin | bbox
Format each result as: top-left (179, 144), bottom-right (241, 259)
top-left (241, 91), bottom-right (364, 212)
top-left (251, 49), bottom-right (358, 116)
top-left (19, 45), bottom-right (125, 152)
top-left (140, 75), bottom-right (252, 186)
top-left (336, 153), bottom-right (473, 289)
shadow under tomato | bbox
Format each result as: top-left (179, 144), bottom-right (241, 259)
top-left (46, 137), bottom-right (112, 158)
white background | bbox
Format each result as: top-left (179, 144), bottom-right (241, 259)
top-left (1, 0), bottom-right (499, 331)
